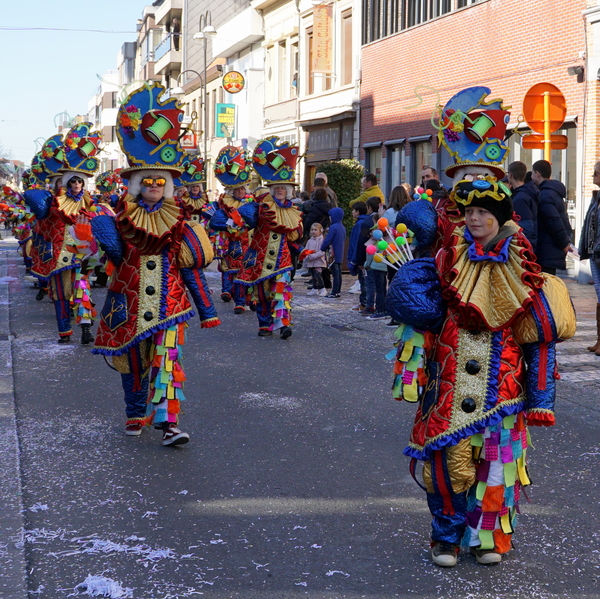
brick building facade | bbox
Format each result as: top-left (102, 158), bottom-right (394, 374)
top-left (360, 0), bottom-right (600, 275)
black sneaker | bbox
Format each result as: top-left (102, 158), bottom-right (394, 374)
top-left (280, 326), bottom-right (292, 339)
top-left (385, 319), bottom-right (401, 327)
top-left (431, 542), bottom-right (458, 567)
top-left (35, 288), bottom-right (47, 301)
top-left (470, 546), bottom-right (502, 565)
top-left (258, 329), bottom-right (273, 337)
top-left (324, 293), bottom-right (340, 299)
top-left (58, 335), bottom-right (71, 344)
top-left (162, 424), bottom-right (189, 446)
top-left (220, 292), bottom-right (232, 302)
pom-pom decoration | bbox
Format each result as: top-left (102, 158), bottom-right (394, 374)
top-left (372, 229), bottom-right (384, 240)
top-left (366, 245), bottom-right (377, 255)
top-left (377, 218), bottom-right (389, 230)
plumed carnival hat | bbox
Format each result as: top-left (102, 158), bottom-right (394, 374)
top-left (214, 145), bottom-right (252, 189)
top-left (58, 122), bottom-right (102, 180)
top-left (454, 179), bottom-right (513, 227)
top-left (116, 82), bottom-right (186, 178)
top-left (174, 153), bottom-right (206, 187)
top-left (95, 169), bottom-right (123, 193)
top-left (438, 86), bottom-right (511, 180)
top-left (252, 136), bottom-right (299, 185)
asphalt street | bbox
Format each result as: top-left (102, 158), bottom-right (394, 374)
top-left (1, 236), bottom-right (600, 599)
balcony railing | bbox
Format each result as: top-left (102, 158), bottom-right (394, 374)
top-left (154, 33), bottom-right (181, 62)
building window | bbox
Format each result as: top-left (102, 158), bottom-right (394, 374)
top-left (341, 11), bottom-right (353, 86)
top-left (364, 0), bottom-right (465, 44)
top-left (278, 41), bottom-right (287, 102)
top-left (307, 29), bottom-right (314, 95)
top-left (386, 143), bottom-right (405, 194)
top-left (410, 140), bottom-right (432, 186)
top-left (365, 147), bottom-right (383, 184)
top-left (291, 40), bottom-right (299, 97)
top-left (266, 45), bottom-right (276, 105)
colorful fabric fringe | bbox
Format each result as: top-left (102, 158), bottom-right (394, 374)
top-left (269, 272), bottom-right (292, 331)
top-left (386, 323), bottom-right (431, 403)
top-left (147, 322), bottom-right (188, 426)
top-left (466, 412), bottom-right (530, 554)
top-left (71, 268), bottom-right (96, 324)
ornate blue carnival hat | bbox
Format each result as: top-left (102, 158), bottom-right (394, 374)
top-left (214, 145), bottom-right (251, 188)
top-left (39, 134), bottom-right (65, 178)
top-left (58, 122), bottom-right (102, 176)
top-left (30, 152), bottom-right (50, 184)
top-left (252, 136), bottom-right (299, 184)
top-left (96, 170), bottom-right (123, 193)
top-left (438, 86), bottom-right (511, 179)
top-left (174, 153), bottom-right (206, 187)
top-left (117, 83), bottom-right (185, 177)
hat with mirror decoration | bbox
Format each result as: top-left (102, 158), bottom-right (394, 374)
top-left (29, 152), bottom-right (50, 188)
top-left (116, 82), bottom-right (185, 178)
top-left (438, 86), bottom-right (511, 181)
top-left (252, 136), bottom-right (299, 185)
top-left (174, 153), bottom-right (206, 187)
top-left (214, 145), bottom-right (251, 189)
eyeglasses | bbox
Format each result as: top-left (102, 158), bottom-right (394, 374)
top-left (69, 178), bottom-right (84, 185)
top-left (141, 177), bottom-right (167, 187)
top-left (594, 171), bottom-right (600, 176)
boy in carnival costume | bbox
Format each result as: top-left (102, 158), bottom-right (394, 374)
top-left (91, 83), bottom-right (217, 446)
top-left (24, 127), bottom-right (110, 344)
top-left (210, 145), bottom-right (254, 314)
top-left (386, 87), bottom-right (576, 567)
top-left (213, 137), bottom-right (303, 338)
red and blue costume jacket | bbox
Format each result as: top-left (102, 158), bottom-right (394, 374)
top-left (386, 204), bottom-right (576, 462)
top-left (23, 188), bottom-right (112, 281)
top-left (90, 194), bottom-right (219, 356)
top-left (211, 188), bottom-right (302, 286)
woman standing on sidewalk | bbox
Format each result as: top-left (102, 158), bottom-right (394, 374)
top-left (579, 161), bottom-right (600, 355)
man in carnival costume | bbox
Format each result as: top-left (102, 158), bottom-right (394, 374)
top-left (213, 137), bottom-right (303, 338)
top-left (24, 127), bottom-right (109, 344)
top-left (91, 83), bottom-right (217, 446)
top-left (209, 146), bottom-right (254, 314)
top-left (95, 169), bottom-right (123, 209)
top-left (386, 87), bottom-right (575, 567)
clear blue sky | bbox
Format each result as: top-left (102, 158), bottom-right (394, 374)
top-left (0, 0), bottom-right (147, 164)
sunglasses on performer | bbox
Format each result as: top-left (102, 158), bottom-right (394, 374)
top-left (141, 177), bottom-right (167, 187)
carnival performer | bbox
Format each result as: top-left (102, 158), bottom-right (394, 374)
top-left (212, 139), bottom-right (303, 337)
top-left (24, 126), bottom-right (108, 344)
top-left (209, 146), bottom-right (254, 313)
top-left (174, 152), bottom-right (221, 325)
top-left (95, 169), bottom-right (122, 209)
top-left (386, 87), bottom-right (576, 567)
top-left (91, 83), bottom-right (217, 446)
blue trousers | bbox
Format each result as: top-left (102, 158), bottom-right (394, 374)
top-left (365, 269), bottom-right (387, 313)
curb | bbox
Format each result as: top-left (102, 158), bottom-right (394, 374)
top-left (0, 249), bottom-right (29, 599)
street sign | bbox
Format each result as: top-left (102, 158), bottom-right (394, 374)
top-left (523, 83), bottom-right (567, 134)
top-left (521, 82), bottom-right (568, 161)
top-left (521, 133), bottom-right (568, 150)
top-left (222, 71), bottom-right (245, 94)
top-left (215, 104), bottom-right (235, 138)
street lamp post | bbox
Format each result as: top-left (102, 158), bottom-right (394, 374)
top-left (192, 12), bottom-right (217, 176)
top-left (172, 68), bottom-right (204, 155)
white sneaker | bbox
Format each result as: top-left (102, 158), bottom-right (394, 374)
top-left (318, 288), bottom-right (327, 297)
top-left (348, 280), bottom-right (361, 294)
top-left (307, 289), bottom-right (317, 296)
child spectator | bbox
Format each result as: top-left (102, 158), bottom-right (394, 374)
top-left (347, 201), bottom-right (371, 311)
top-left (321, 207), bottom-right (346, 298)
top-left (303, 223), bottom-right (327, 296)
top-left (362, 232), bottom-right (388, 319)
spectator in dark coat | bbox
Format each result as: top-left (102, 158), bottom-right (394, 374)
top-left (532, 159), bottom-right (572, 274)
top-left (310, 173), bottom-right (338, 207)
top-left (347, 201), bottom-right (371, 309)
top-left (303, 187), bottom-right (332, 241)
top-left (507, 161), bottom-right (539, 252)
top-left (321, 207), bottom-right (346, 298)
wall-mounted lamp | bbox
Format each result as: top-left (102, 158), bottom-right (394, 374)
top-left (567, 65), bottom-right (584, 76)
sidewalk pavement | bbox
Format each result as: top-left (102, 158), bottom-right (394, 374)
top-left (0, 247), bottom-right (28, 599)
